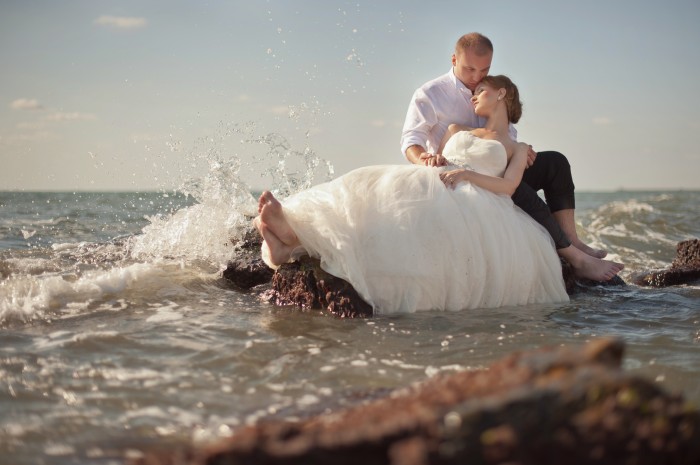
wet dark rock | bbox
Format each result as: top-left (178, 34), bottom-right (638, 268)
top-left (135, 338), bottom-right (700, 465)
top-left (571, 273), bottom-right (626, 291)
top-left (222, 227), bottom-right (273, 289)
top-left (222, 252), bottom-right (273, 290)
top-left (633, 238), bottom-right (700, 287)
top-left (263, 255), bottom-right (373, 318)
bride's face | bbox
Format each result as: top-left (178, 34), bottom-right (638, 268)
top-left (471, 83), bottom-right (502, 117)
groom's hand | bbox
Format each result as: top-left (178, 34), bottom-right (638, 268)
top-left (526, 145), bottom-right (537, 167)
top-left (420, 152), bottom-right (447, 167)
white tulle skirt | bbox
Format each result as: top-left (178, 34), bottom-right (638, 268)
top-left (269, 164), bottom-right (569, 314)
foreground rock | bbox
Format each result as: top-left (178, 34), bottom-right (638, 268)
top-left (223, 227), bottom-right (625, 317)
top-left (136, 339), bottom-right (700, 465)
top-left (633, 238), bottom-right (700, 287)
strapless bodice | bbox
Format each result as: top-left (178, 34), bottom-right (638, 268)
top-left (442, 131), bottom-right (507, 177)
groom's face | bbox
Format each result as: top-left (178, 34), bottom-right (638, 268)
top-left (452, 49), bottom-right (492, 93)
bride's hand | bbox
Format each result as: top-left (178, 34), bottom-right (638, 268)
top-left (439, 169), bottom-right (469, 189)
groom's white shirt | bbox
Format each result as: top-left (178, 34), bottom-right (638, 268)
top-left (401, 68), bottom-right (517, 156)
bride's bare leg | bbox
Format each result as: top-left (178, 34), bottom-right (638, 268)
top-left (558, 245), bottom-right (624, 281)
top-left (254, 191), bottom-right (298, 246)
top-left (260, 224), bottom-right (300, 266)
top-left (553, 209), bottom-right (607, 259)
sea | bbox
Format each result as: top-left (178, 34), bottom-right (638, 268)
top-left (1, 183), bottom-right (699, 464)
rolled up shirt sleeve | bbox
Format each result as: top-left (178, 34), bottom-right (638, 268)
top-left (401, 88), bottom-right (437, 157)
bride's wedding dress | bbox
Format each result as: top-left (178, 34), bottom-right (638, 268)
top-left (265, 131), bottom-right (569, 314)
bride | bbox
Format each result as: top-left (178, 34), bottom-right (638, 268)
top-left (254, 75), bottom-right (622, 314)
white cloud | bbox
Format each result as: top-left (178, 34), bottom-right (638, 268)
top-left (95, 15), bottom-right (147, 29)
top-left (10, 98), bottom-right (43, 110)
top-left (592, 116), bottom-right (613, 125)
top-left (370, 120), bottom-right (386, 128)
top-left (45, 112), bottom-right (96, 122)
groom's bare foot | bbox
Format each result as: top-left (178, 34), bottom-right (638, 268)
top-left (257, 191), bottom-right (298, 246)
top-left (573, 255), bottom-right (624, 282)
top-left (559, 245), bottom-right (623, 281)
top-left (259, 224), bottom-right (297, 266)
top-left (573, 239), bottom-right (608, 259)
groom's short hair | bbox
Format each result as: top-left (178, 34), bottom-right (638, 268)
top-left (456, 33), bottom-right (493, 56)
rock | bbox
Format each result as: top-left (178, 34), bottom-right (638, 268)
top-left (135, 339), bottom-right (700, 465)
top-left (222, 227), bottom-right (273, 289)
top-left (263, 256), bottom-right (373, 318)
top-left (222, 253), bottom-right (273, 290)
top-left (633, 238), bottom-right (700, 287)
top-left (672, 238), bottom-right (700, 268)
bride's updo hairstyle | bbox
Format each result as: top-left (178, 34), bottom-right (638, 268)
top-left (480, 75), bottom-right (522, 124)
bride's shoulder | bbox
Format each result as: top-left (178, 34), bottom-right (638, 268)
top-left (446, 123), bottom-right (475, 137)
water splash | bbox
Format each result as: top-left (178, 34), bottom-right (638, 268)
top-left (129, 120), bottom-right (334, 265)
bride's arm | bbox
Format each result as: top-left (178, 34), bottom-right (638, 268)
top-left (436, 123), bottom-right (472, 154)
top-left (439, 143), bottom-right (528, 196)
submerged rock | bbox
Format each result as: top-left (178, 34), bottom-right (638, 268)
top-left (222, 228), bottom-right (625, 316)
top-left (136, 338), bottom-right (700, 465)
top-left (633, 238), bottom-right (700, 287)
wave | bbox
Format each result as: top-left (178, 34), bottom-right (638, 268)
top-left (0, 261), bottom-right (220, 326)
top-left (578, 194), bottom-right (700, 272)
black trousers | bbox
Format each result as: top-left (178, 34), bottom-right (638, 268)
top-left (511, 151), bottom-right (574, 249)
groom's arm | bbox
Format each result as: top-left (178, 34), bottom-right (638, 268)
top-left (405, 144), bottom-right (428, 164)
top-left (401, 88), bottom-right (438, 160)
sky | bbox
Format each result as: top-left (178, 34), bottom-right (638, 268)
top-left (1, 0), bottom-right (699, 192)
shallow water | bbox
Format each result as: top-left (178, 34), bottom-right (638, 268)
top-left (1, 189), bottom-right (699, 464)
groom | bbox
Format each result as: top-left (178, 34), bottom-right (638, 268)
top-left (400, 32), bottom-right (623, 281)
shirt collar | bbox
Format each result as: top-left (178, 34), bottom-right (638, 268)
top-left (450, 68), bottom-right (473, 96)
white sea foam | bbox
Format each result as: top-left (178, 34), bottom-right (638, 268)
top-left (44, 444), bottom-right (76, 456)
top-left (2, 257), bottom-right (61, 277)
top-left (146, 302), bottom-right (185, 323)
top-left (51, 242), bottom-right (86, 252)
top-left (600, 199), bottom-right (655, 214)
top-left (0, 262), bottom-right (182, 324)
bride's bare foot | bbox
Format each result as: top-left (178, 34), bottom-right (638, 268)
top-left (257, 191), bottom-right (298, 246)
top-left (573, 239), bottom-right (608, 259)
top-left (259, 224), bottom-right (298, 266)
top-left (559, 245), bottom-right (623, 281)
top-left (257, 191), bottom-right (272, 214)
